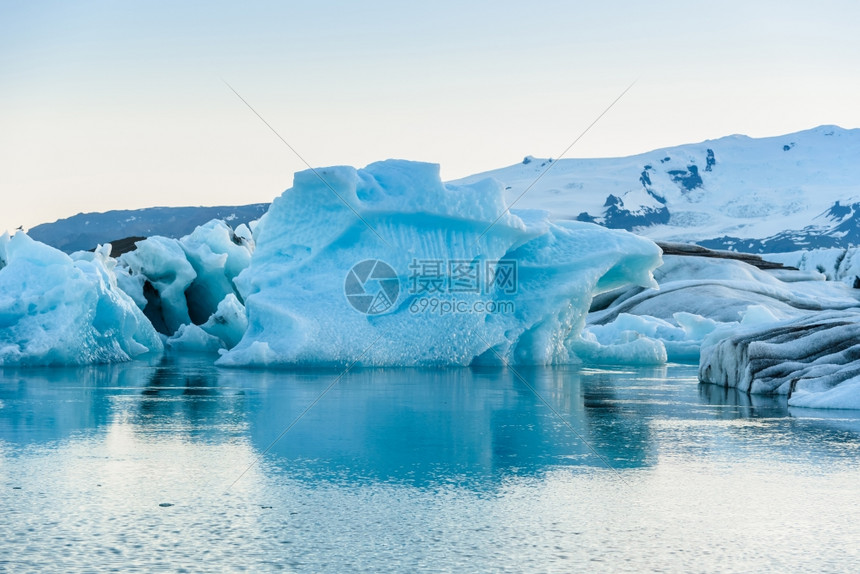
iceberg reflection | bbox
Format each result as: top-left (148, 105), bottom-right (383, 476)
top-left (4, 358), bottom-right (860, 490)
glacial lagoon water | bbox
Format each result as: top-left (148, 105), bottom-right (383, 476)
top-left (2, 356), bottom-right (860, 572)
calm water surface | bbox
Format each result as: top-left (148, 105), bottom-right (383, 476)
top-left (2, 355), bottom-right (859, 572)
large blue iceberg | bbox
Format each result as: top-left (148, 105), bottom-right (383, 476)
top-left (217, 160), bottom-right (662, 367)
top-left (0, 161), bottom-right (661, 367)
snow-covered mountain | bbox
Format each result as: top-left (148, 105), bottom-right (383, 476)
top-left (28, 204), bottom-right (269, 253)
top-left (453, 125), bottom-right (860, 252)
top-left (26, 125), bottom-right (860, 254)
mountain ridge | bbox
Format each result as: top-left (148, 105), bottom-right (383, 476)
top-left (453, 124), bottom-right (860, 252)
top-left (28, 204), bottom-right (269, 253)
top-left (25, 125), bottom-right (860, 254)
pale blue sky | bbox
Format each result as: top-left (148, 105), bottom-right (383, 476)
top-left (2, 0), bottom-right (859, 233)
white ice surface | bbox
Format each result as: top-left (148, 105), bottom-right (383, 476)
top-left (788, 376), bottom-right (860, 409)
top-left (767, 247), bottom-right (860, 287)
top-left (584, 254), bottom-right (860, 366)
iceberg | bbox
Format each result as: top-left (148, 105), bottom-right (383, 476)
top-left (115, 219), bottom-right (253, 349)
top-left (217, 160), bottom-right (663, 367)
top-left (0, 233), bottom-right (162, 366)
top-left (767, 247), bottom-right (860, 287)
top-left (592, 255), bottom-right (858, 324)
top-left (115, 220), bottom-right (253, 328)
top-left (576, 245), bottom-right (860, 408)
top-left (699, 310), bottom-right (860, 409)
top-left (584, 253), bottom-right (860, 363)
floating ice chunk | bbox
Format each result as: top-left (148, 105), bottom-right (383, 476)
top-left (577, 314), bottom-right (675, 364)
top-left (166, 294), bottom-right (247, 353)
top-left (166, 323), bottom-right (224, 352)
top-left (572, 324), bottom-right (667, 366)
top-left (673, 311), bottom-right (719, 339)
top-left (580, 311), bottom-right (723, 364)
top-left (766, 248), bottom-right (860, 286)
top-left (586, 253), bottom-right (860, 363)
top-left (0, 233), bottom-right (162, 366)
top-left (788, 376), bottom-right (860, 409)
top-left (699, 311), bottom-right (860, 408)
top-left (593, 255), bottom-right (859, 326)
top-left (740, 304), bottom-right (780, 325)
top-left (217, 160), bottom-right (662, 367)
top-left (586, 313), bottom-right (684, 345)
